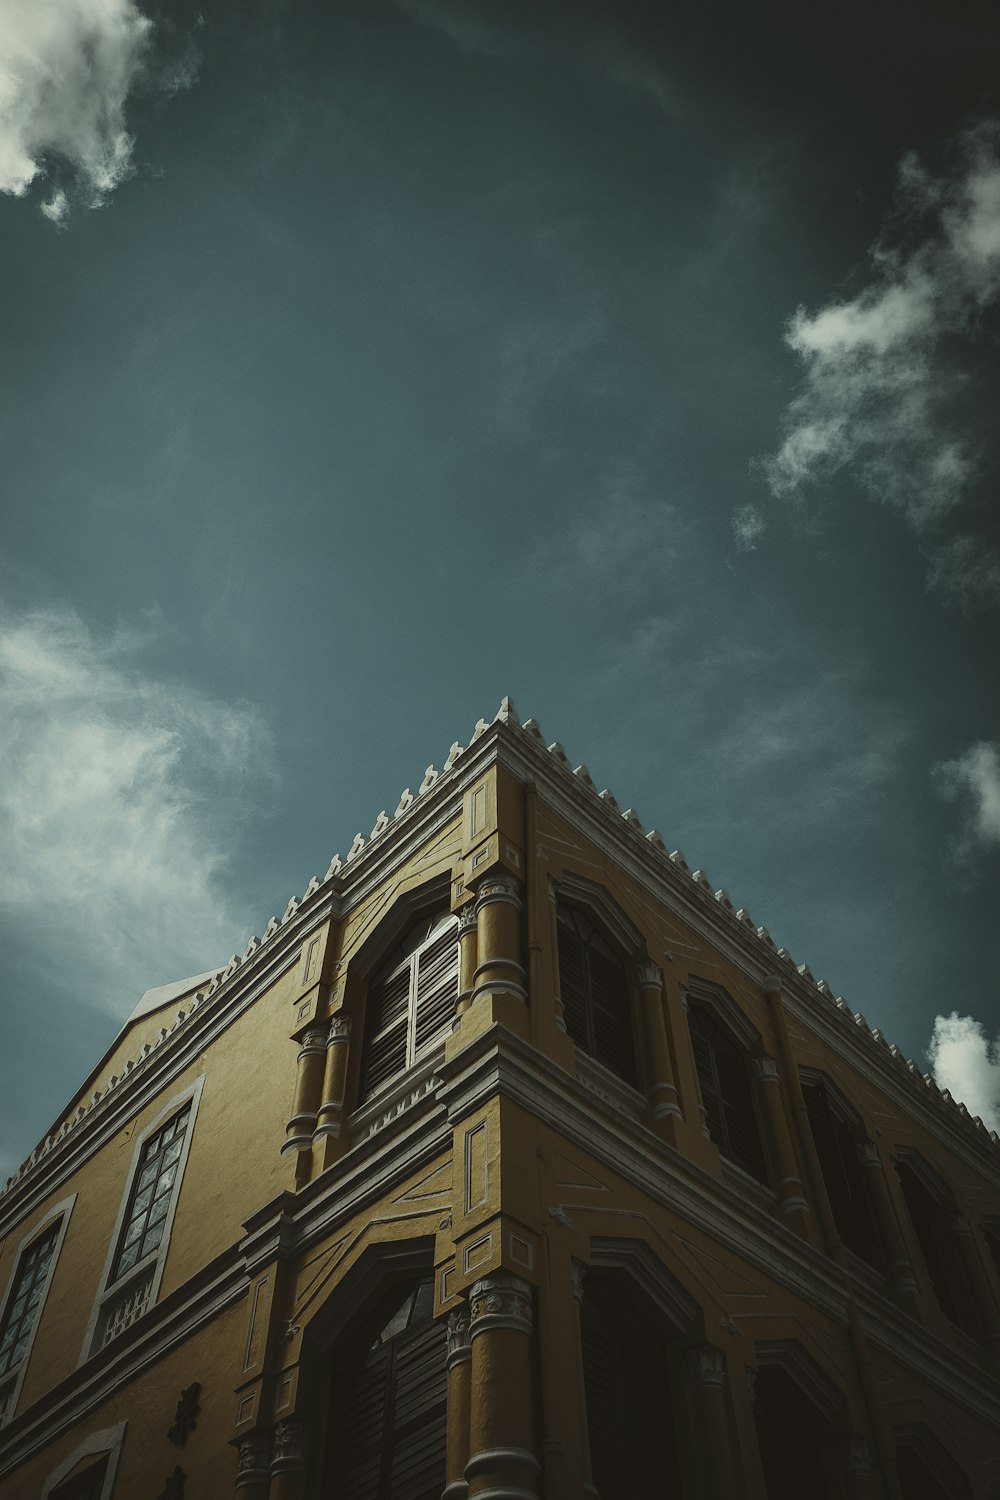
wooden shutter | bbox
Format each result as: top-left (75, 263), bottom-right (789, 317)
top-left (412, 924), bottom-right (459, 1054)
top-left (689, 1007), bottom-right (725, 1144)
top-left (557, 916), bottom-right (589, 1053)
top-left (580, 1279), bottom-right (680, 1500)
top-left (804, 1083), bottom-right (852, 1219)
top-left (896, 1164), bottom-right (962, 1326)
top-left (588, 947), bottom-right (638, 1087)
top-left (689, 1007), bottom-right (766, 1183)
top-left (362, 963), bottom-right (412, 1100)
top-left (331, 1290), bottom-right (446, 1500)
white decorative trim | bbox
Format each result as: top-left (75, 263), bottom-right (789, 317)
top-left (40, 1420), bottom-right (126, 1499)
top-left (0, 1195), bottom-right (76, 1427)
top-left (80, 1076), bottom-right (205, 1364)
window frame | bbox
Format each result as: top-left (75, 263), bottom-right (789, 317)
top-left (0, 1194), bottom-right (75, 1427)
top-left (358, 910), bottom-right (459, 1104)
top-left (80, 1077), bottom-right (203, 1363)
top-left (41, 1421), bottom-right (127, 1500)
top-left (686, 1000), bottom-right (768, 1184)
top-left (555, 899), bottom-right (640, 1089)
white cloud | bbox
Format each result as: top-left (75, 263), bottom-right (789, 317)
top-left (924, 534), bottom-right (1000, 613)
top-left (0, 0), bottom-right (189, 222)
top-left (763, 123), bottom-right (1000, 607)
top-left (927, 1012), bottom-right (1000, 1133)
top-left (934, 740), bottom-right (1000, 864)
top-left (732, 503), bottom-right (765, 552)
top-left (0, 605), bottom-right (271, 1010)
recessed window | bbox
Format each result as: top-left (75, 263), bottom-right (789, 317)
top-left (50, 1456), bottom-right (109, 1500)
top-left (556, 904), bottom-right (637, 1087)
top-left (895, 1158), bottom-right (974, 1333)
top-left (110, 1103), bottom-right (192, 1284)
top-left (688, 1005), bottom-right (767, 1182)
top-left (802, 1080), bottom-right (881, 1267)
top-left (0, 1221), bottom-right (60, 1382)
top-left (360, 912), bottom-right (459, 1102)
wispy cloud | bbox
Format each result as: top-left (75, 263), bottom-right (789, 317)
top-left (0, 0), bottom-right (195, 223)
top-left (934, 740), bottom-right (1000, 868)
top-left (0, 605), bottom-right (271, 1010)
top-left (732, 503), bottom-right (765, 552)
top-left (927, 1012), bottom-right (1000, 1132)
top-left (762, 122), bottom-right (1000, 609)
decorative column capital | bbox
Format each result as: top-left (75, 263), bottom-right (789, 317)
top-left (948, 1212), bottom-right (972, 1236)
top-left (857, 1138), bottom-right (881, 1168)
top-left (270, 1418), bottom-right (305, 1474)
top-left (635, 959), bottom-right (664, 992)
top-left (474, 875), bottom-right (523, 912)
top-left (751, 1056), bottom-right (780, 1084)
top-left (684, 1343), bottom-right (727, 1390)
top-left (235, 1434), bottom-right (272, 1487)
top-left (327, 1013), bottom-right (350, 1042)
top-left (298, 1027), bottom-right (328, 1057)
top-left (547, 876), bottom-right (559, 906)
top-left (446, 1308), bottom-right (472, 1366)
top-left (469, 1272), bottom-right (533, 1338)
top-left (763, 975), bottom-right (782, 996)
top-left (457, 905), bottom-right (478, 939)
top-left (837, 1433), bottom-right (873, 1475)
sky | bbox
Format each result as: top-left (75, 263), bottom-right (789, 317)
top-left (1, 0), bottom-right (999, 1181)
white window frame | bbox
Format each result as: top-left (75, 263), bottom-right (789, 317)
top-left (41, 1421), bottom-right (127, 1499)
top-left (0, 1194), bottom-right (75, 1427)
top-left (80, 1076), bottom-right (204, 1363)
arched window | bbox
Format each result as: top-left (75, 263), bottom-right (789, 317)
top-left (580, 1276), bottom-right (682, 1497)
top-left (556, 904), bottom-right (638, 1087)
top-left (687, 1004), bottom-right (767, 1182)
top-left (323, 1279), bottom-right (446, 1500)
top-left (801, 1078), bottom-right (881, 1267)
top-left (895, 1156), bottom-right (974, 1334)
top-left (360, 911), bottom-right (459, 1102)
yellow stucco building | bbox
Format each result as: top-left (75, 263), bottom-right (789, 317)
top-left (2, 699), bottom-right (999, 1499)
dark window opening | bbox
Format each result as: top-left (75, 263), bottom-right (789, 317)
top-left (895, 1161), bottom-right (974, 1335)
top-left (688, 1005), bottom-right (767, 1183)
top-left (556, 904), bottom-right (638, 1087)
top-left (580, 1277), bottom-right (681, 1499)
top-left (324, 1279), bottom-right (446, 1500)
top-left (360, 911), bottom-right (459, 1103)
top-left (51, 1456), bottom-right (109, 1500)
top-left (802, 1081), bottom-right (882, 1267)
top-left (754, 1364), bottom-right (836, 1500)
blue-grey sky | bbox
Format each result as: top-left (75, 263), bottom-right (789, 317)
top-left (2, 0), bottom-right (999, 1180)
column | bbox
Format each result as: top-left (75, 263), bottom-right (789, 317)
top-left (465, 1273), bottom-right (541, 1500)
top-left (949, 1214), bottom-right (1000, 1354)
top-left (635, 960), bottom-right (682, 1130)
top-left (234, 1433), bottom-right (271, 1500)
top-left (445, 1307), bottom-right (472, 1500)
top-left (570, 1261), bottom-right (599, 1500)
top-left (684, 1343), bottom-right (738, 1500)
top-left (856, 1140), bottom-right (919, 1314)
top-left (471, 877), bottom-right (527, 1011)
top-left (268, 1419), bottom-right (305, 1500)
top-left (282, 1028), bottom-right (328, 1156)
top-left (751, 1057), bottom-right (809, 1236)
top-left (313, 1015), bottom-right (351, 1143)
top-left (454, 907), bottom-right (479, 1024)
top-left (838, 1433), bottom-right (878, 1500)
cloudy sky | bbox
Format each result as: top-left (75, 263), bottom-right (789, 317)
top-left (1, 0), bottom-right (999, 1179)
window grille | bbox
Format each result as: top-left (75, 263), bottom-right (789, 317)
top-left (360, 912), bottom-right (459, 1102)
top-left (109, 1104), bottom-right (191, 1285)
top-left (688, 1005), bottom-right (767, 1182)
top-left (99, 1269), bottom-right (155, 1347)
top-left (556, 904), bottom-right (638, 1087)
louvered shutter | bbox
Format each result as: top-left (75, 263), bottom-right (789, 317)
top-left (361, 962), bottom-right (412, 1100)
top-left (689, 1008), bottom-right (725, 1144)
top-left (896, 1165), bottom-right (962, 1326)
top-left (412, 924), bottom-right (460, 1054)
top-left (332, 1297), bottom-right (446, 1500)
top-left (715, 1038), bottom-right (767, 1182)
top-left (804, 1083), bottom-right (852, 1220)
top-left (588, 947), bottom-right (637, 1087)
top-left (580, 1280), bottom-right (680, 1500)
top-left (557, 918), bottom-right (589, 1053)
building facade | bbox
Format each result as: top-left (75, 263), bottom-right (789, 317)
top-left (1, 699), bottom-right (999, 1499)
